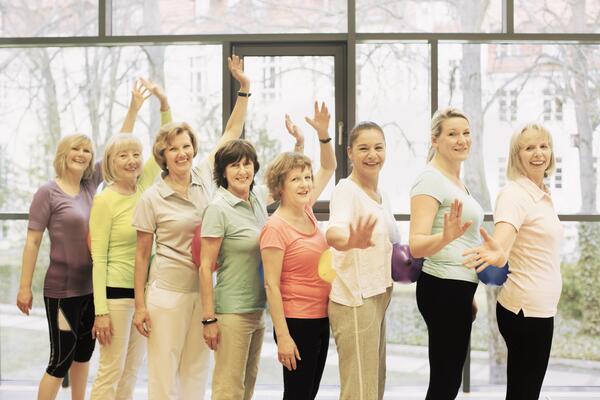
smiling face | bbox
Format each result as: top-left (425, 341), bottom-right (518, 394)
top-left (518, 128), bottom-right (553, 184)
top-left (224, 157), bottom-right (255, 199)
top-left (432, 117), bottom-right (471, 163)
top-left (112, 147), bottom-right (142, 183)
top-left (164, 132), bottom-right (194, 176)
top-left (65, 144), bottom-right (93, 175)
top-left (280, 166), bottom-right (313, 207)
top-left (348, 128), bottom-right (386, 179)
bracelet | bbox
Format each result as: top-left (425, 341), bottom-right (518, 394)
top-left (319, 137), bottom-right (332, 144)
top-left (201, 317), bottom-right (218, 325)
top-left (238, 92), bottom-right (252, 97)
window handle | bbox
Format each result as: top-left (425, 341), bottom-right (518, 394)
top-left (337, 121), bottom-right (344, 146)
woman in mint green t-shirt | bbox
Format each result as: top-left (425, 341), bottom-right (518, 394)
top-left (409, 107), bottom-right (483, 400)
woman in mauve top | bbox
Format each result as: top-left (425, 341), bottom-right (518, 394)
top-left (89, 80), bottom-right (170, 400)
top-left (15, 86), bottom-right (142, 400)
top-left (259, 102), bottom-right (336, 400)
top-left (464, 123), bottom-right (563, 400)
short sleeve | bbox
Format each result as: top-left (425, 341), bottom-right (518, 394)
top-left (259, 222), bottom-right (286, 251)
top-left (328, 181), bottom-right (354, 230)
top-left (494, 186), bottom-right (526, 232)
top-left (132, 192), bottom-right (157, 233)
top-left (28, 185), bottom-right (52, 231)
top-left (201, 204), bottom-right (226, 238)
top-left (410, 170), bottom-right (444, 203)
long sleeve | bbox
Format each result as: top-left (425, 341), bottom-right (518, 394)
top-left (90, 194), bottom-right (112, 315)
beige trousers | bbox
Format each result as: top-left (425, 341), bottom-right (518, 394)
top-left (90, 298), bottom-right (145, 400)
top-left (211, 311), bottom-right (265, 400)
top-left (329, 287), bottom-right (393, 400)
top-left (146, 283), bottom-right (211, 400)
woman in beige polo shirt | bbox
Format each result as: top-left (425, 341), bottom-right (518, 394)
top-left (131, 55), bottom-right (250, 400)
top-left (464, 123), bottom-right (563, 399)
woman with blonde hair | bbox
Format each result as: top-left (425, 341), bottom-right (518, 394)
top-left (89, 79), bottom-right (170, 400)
top-left (259, 103), bottom-right (336, 399)
top-left (15, 81), bottom-right (145, 400)
top-left (409, 107), bottom-right (483, 399)
top-left (132, 55), bottom-right (250, 400)
top-left (464, 123), bottom-right (562, 399)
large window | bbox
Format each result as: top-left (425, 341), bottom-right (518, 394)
top-left (1, 0), bottom-right (600, 396)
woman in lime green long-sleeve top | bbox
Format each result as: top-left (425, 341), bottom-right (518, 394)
top-left (89, 79), bottom-right (172, 400)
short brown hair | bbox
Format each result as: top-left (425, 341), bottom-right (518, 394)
top-left (152, 122), bottom-right (198, 173)
top-left (348, 121), bottom-right (385, 148)
top-left (213, 139), bottom-right (260, 191)
top-left (53, 134), bottom-right (95, 181)
top-left (507, 123), bottom-right (556, 180)
top-left (265, 152), bottom-right (313, 202)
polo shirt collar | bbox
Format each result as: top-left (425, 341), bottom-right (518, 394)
top-left (216, 186), bottom-right (255, 207)
top-left (514, 176), bottom-right (548, 202)
top-left (156, 170), bottom-right (205, 198)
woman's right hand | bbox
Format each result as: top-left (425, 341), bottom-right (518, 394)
top-left (16, 287), bottom-right (33, 315)
top-left (347, 215), bottom-right (377, 250)
top-left (277, 334), bottom-right (301, 371)
top-left (134, 307), bottom-right (152, 337)
top-left (203, 322), bottom-right (220, 351)
top-left (93, 315), bottom-right (113, 345)
top-left (442, 199), bottom-right (472, 244)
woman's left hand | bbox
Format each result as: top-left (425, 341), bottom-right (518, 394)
top-left (463, 228), bottom-right (506, 272)
top-left (305, 101), bottom-right (330, 140)
top-left (228, 54), bottom-right (250, 90)
top-left (93, 314), bottom-right (113, 346)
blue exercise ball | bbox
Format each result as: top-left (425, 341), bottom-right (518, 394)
top-left (477, 263), bottom-right (509, 286)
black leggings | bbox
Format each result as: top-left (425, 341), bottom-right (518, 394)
top-left (497, 303), bottom-right (554, 400)
top-left (416, 272), bottom-right (477, 400)
top-left (44, 294), bottom-right (96, 378)
top-left (274, 317), bottom-right (330, 400)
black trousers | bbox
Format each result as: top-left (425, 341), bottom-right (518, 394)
top-left (43, 294), bottom-right (96, 378)
top-left (497, 303), bottom-right (554, 400)
top-left (416, 272), bottom-right (478, 400)
top-left (274, 317), bottom-right (330, 400)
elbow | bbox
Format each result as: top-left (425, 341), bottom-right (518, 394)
top-left (408, 239), bottom-right (423, 259)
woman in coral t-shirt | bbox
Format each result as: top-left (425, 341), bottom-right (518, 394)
top-left (260, 102), bottom-right (336, 399)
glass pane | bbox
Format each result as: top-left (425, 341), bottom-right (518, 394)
top-left (0, 45), bottom-right (222, 213)
top-left (242, 55), bottom-right (336, 202)
top-left (0, 1), bottom-right (97, 37)
top-left (356, 43), bottom-right (431, 214)
top-left (112, 0), bottom-right (347, 35)
top-left (515, 0), bottom-right (600, 33)
top-left (356, 0), bottom-right (502, 33)
top-left (438, 43), bottom-right (600, 214)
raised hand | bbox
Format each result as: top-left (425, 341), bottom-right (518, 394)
top-left (16, 287), bottom-right (33, 315)
top-left (277, 334), bottom-right (301, 371)
top-left (285, 114), bottom-right (304, 152)
top-left (228, 54), bottom-right (250, 90)
top-left (347, 215), bottom-right (377, 250)
top-left (463, 227), bottom-right (507, 272)
top-left (305, 101), bottom-right (330, 140)
top-left (140, 77), bottom-right (168, 110)
top-left (442, 199), bottom-right (472, 244)
top-left (129, 79), bottom-right (152, 112)
top-left (133, 307), bottom-right (152, 337)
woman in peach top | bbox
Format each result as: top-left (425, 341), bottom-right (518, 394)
top-left (464, 123), bottom-right (563, 399)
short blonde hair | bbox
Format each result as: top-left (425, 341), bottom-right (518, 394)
top-left (428, 107), bottom-right (470, 162)
top-left (152, 122), bottom-right (198, 173)
top-left (507, 123), bottom-right (556, 180)
top-left (101, 133), bottom-right (143, 185)
top-left (265, 152), bottom-right (313, 202)
top-left (53, 134), bottom-right (95, 181)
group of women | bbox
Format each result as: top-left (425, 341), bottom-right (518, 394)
top-left (17, 56), bottom-right (563, 400)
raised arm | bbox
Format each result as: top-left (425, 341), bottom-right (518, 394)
top-left (207, 55), bottom-right (251, 164)
top-left (16, 229), bottom-right (44, 315)
top-left (305, 101), bottom-right (336, 205)
top-left (120, 79), bottom-right (152, 133)
top-left (409, 198), bottom-right (472, 258)
top-left (262, 247), bottom-right (301, 371)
